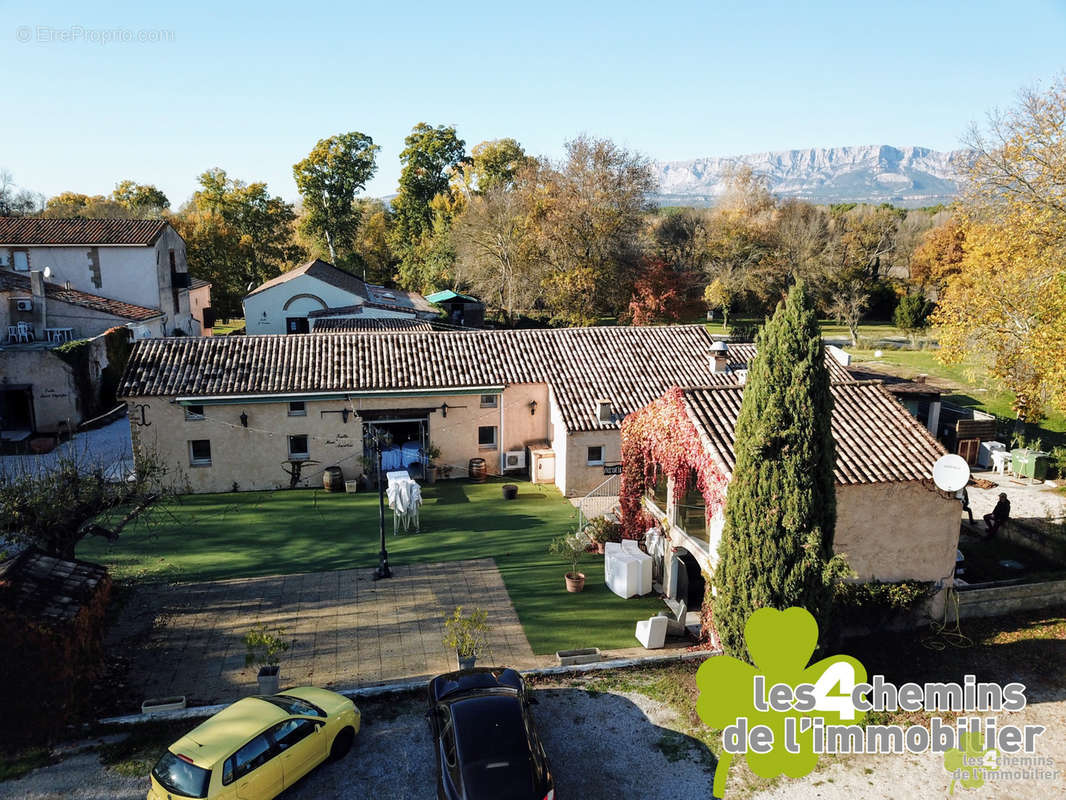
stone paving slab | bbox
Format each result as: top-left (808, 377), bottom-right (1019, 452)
top-left (118, 558), bottom-right (538, 708)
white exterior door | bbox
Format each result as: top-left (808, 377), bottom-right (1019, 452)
top-left (535, 454), bottom-right (555, 483)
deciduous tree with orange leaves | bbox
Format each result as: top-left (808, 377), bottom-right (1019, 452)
top-left (932, 77), bottom-right (1066, 420)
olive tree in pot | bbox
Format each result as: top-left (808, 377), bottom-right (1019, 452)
top-left (424, 444), bottom-right (442, 485)
top-left (549, 532), bottom-right (588, 592)
top-left (245, 624), bottom-right (290, 694)
top-left (442, 606), bottom-right (489, 670)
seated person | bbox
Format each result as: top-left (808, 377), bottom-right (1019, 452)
top-left (983, 493), bottom-right (1010, 536)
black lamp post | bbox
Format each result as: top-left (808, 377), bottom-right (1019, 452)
top-left (368, 424), bottom-right (392, 580)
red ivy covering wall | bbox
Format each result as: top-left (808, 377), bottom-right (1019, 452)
top-left (619, 388), bottom-right (729, 539)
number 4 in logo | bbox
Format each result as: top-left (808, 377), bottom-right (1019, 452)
top-left (812, 662), bottom-right (859, 720)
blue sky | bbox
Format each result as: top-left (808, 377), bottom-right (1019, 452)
top-left (2, 0), bottom-right (1064, 207)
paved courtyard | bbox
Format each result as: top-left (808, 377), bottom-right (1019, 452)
top-left (115, 558), bottom-right (538, 708)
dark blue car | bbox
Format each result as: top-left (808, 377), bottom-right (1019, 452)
top-left (427, 668), bottom-right (555, 800)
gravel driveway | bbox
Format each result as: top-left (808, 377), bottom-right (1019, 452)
top-left (0, 688), bottom-right (715, 800)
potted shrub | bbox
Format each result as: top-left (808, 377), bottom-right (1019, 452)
top-left (245, 624), bottom-right (289, 694)
top-left (424, 444), bottom-right (442, 485)
top-left (443, 606), bottom-right (489, 670)
top-left (584, 517), bottom-right (622, 555)
top-left (549, 532), bottom-right (587, 592)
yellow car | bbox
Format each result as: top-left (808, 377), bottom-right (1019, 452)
top-left (147, 687), bottom-right (359, 800)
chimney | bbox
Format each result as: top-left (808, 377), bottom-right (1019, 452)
top-left (29, 269), bottom-right (47, 334)
top-left (709, 340), bottom-right (729, 373)
top-left (914, 374), bottom-right (928, 384)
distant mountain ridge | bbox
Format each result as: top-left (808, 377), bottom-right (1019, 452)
top-left (653, 145), bottom-right (966, 208)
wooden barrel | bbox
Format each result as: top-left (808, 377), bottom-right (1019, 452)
top-left (468, 458), bottom-right (487, 483)
top-left (323, 466), bottom-right (344, 492)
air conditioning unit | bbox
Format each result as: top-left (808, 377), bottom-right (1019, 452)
top-left (15, 298), bottom-right (33, 312)
top-left (504, 450), bottom-right (526, 470)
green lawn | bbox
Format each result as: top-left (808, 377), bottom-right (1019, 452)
top-left (210, 318), bottom-right (245, 336)
top-left (703, 317), bottom-right (917, 341)
top-left (78, 479), bottom-right (661, 655)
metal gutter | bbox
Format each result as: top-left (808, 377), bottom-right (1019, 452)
top-left (175, 386), bottom-right (506, 405)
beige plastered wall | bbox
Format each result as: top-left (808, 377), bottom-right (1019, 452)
top-left (127, 383), bottom-right (555, 494)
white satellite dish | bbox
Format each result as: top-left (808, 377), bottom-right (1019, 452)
top-left (932, 454), bottom-right (970, 492)
top-left (43, 266), bottom-right (52, 279)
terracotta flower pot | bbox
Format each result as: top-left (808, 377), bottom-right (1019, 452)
top-left (565, 572), bottom-right (586, 593)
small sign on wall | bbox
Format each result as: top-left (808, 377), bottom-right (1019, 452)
top-left (603, 463), bottom-right (623, 475)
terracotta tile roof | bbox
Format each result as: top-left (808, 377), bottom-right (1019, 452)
top-left (0, 217), bottom-right (167, 246)
top-left (117, 328), bottom-right (859, 432)
top-left (682, 381), bottom-right (946, 485)
top-left (311, 318), bottom-right (435, 332)
top-left (244, 259), bottom-right (369, 300)
top-left (0, 548), bottom-right (110, 625)
top-left (0, 271), bottom-right (161, 321)
top-left (364, 284), bottom-right (438, 315)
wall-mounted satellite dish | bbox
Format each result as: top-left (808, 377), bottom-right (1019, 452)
top-left (43, 266), bottom-right (52, 279)
top-left (932, 454), bottom-right (970, 492)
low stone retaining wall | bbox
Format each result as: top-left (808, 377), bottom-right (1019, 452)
top-left (956, 578), bottom-right (1066, 619)
top-left (1001, 519), bottom-right (1066, 563)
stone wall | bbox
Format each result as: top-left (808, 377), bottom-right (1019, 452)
top-left (956, 578), bottom-right (1066, 619)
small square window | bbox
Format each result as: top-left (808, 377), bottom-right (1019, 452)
top-left (184, 405), bottom-right (205, 421)
top-left (587, 446), bottom-right (604, 466)
top-left (477, 425), bottom-right (497, 449)
top-left (288, 401), bottom-right (306, 417)
top-left (480, 394), bottom-right (498, 408)
top-left (288, 434), bottom-right (310, 460)
top-left (189, 439), bottom-right (211, 466)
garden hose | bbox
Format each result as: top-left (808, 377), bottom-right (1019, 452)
top-left (921, 585), bottom-right (973, 651)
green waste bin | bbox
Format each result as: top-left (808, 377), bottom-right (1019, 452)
top-left (1011, 449), bottom-right (1049, 481)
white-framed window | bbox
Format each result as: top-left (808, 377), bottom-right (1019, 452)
top-left (288, 434), bottom-right (310, 461)
top-left (586, 445), bottom-right (604, 466)
top-left (12, 250), bottom-right (29, 271)
top-left (189, 439), bottom-right (212, 466)
top-left (184, 404), bottom-right (205, 421)
top-left (288, 401), bottom-right (306, 417)
top-left (477, 425), bottom-right (497, 450)
top-left (480, 394), bottom-right (498, 408)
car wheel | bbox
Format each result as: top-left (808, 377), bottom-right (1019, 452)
top-left (330, 726), bottom-right (355, 760)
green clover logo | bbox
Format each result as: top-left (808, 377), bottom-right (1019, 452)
top-left (943, 731), bottom-right (995, 794)
top-left (696, 607), bottom-right (867, 797)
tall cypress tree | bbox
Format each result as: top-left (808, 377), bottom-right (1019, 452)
top-left (713, 282), bottom-right (837, 661)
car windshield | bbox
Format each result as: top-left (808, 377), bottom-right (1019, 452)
top-left (256, 694), bottom-right (325, 717)
top-left (152, 751), bottom-right (211, 799)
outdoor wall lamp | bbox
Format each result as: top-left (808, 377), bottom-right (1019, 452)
top-left (240, 411), bottom-right (248, 427)
top-left (529, 400), bottom-right (537, 416)
top-left (441, 402), bottom-right (449, 418)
